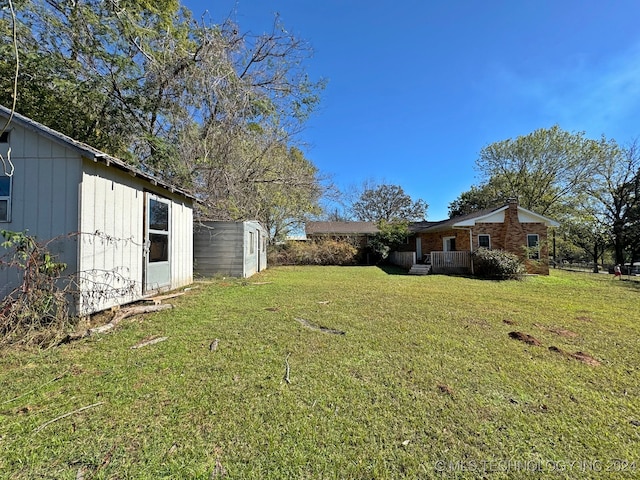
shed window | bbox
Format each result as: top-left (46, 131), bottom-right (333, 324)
top-left (149, 200), bottom-right (169, 231)
top-left (249, 231), bottom-right (255, 254)
top-left (0, 131), bottom-right (8, 143)
top-left (0, 175), bottom-right (10, 222)
top-left (527, 234), bottom-right (540, 259)
top-left (478, 234), bottom-right (491, 249)
top-left (149, 233), bottom-right (168, 262)
top-left (148, 197), bottom-right (170, 263)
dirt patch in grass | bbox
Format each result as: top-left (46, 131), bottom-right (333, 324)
top-left (508, 331), bottom-right (542, 346)
top-left (575, 316), bottom-right (593, 322)
top-left (503, 319), bottom-right (516, 325)
top-left (534, 324), bottom-right (579, 338)
top-left (294, 318), bottom-right (345, 335)
top-left (437, 384), bottom-right (454, 396)
top-left (549, 346), bottom-right (601, 366)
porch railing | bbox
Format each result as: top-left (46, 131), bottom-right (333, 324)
top-left (388, 251), bottom-right (416, 269)
top-left (431, 251), bottom-right (471, 274)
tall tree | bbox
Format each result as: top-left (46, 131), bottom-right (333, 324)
top-left (1, 1), bottom-right (326, 229)
top-left (584, 140), bottom-right (640, 265)
top-left (563, 207), bottom-right (610, 273)
top-left (475, 125), bottom-right (601, 217)
top-left (447, 177), bottom-right (510, 217)
top-left (351, 184), bottom-right (427, 222)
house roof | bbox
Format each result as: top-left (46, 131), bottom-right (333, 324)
top-left (0, 105), bottom-right (196, 200)
top-left (412, 202), bottom-right (560, 232)
top-left (305, 221), bottom-right (380, 235)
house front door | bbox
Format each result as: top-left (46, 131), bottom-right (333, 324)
top-left (144, 193), bottom-right (171, 293)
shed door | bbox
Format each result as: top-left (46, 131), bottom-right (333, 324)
top-left (144, 193), bottom-right (171, 292)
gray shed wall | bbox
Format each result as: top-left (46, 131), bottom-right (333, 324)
top-left (0, 112), bottom-right (193, 314)
top-left (194, 221), bottom-right (267, 278)
top-left (0, 121), bottom-right (82, 300)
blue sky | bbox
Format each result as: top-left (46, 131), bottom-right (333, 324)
top-left (183, 0), bottom-right (640, 220)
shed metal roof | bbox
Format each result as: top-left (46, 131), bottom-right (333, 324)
top-left (0, 105), bottom-right (196, 200)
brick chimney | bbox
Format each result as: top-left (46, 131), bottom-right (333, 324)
top-left (503, 198), bottom-right (525, 255)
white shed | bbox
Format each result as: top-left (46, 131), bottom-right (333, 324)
top-left (0, 106), bottom-right (194, 314)
top-left (194, 221), bottom-right (268, 278)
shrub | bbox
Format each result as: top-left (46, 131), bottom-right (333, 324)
top-left (0, 230), bottom-right (74, 347)
top-left (472, 247), bottom-right (525, 280)
top-left (270, 239), bottom-right (358, 266)
top-left (369, 220), bottom-right (410, 260)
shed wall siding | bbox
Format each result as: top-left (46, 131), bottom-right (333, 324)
top-left (78, 162), bottom-right (145, 312)
top-left (0, 123), bottom-right (81, 299)
top-left (78, 161), bottom-right (193, 313)
top-left (243, 221), bottom-right (267, 277)
top-left (194, 222), bottom-right (244, 277)
top-left (194, 221), bottom-right (267, 278)
top-left (169, 197), bottom-right (194, 288)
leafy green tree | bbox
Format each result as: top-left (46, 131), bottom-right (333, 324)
top-left (625, 198), bottom-right (640, 262)
top-left (368, 219), bottom-right (410, 260)
top-left (475, 125), bottom-right (602, 217)
top-left (563, 210), bottom-right (610, 272)
top-left (1, 1), bottom-right (326, 230)
top-left (447, 178), bottom-right (509, 217)
top-left (583, 140), bottom-right (640, 265)
top-left (352, 184), bottom-right (427, 222)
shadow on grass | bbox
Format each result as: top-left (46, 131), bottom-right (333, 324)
top-left (619, 277), bottom-right (640, 291)
top-left (376, 264), bottom-right (410, 275)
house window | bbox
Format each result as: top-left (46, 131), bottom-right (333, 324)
top-left (527, 234), bottom-right (540, 260)
top-left (0, 175), bottom-right (11, 222)
top-left (478, 234), bottom-right (491, 249)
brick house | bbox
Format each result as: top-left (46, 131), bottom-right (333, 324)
top-left (408, 199), bottom-right (559, 274)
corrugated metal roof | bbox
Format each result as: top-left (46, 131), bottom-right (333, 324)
top-left (0, 105), bottom-right (196, 200)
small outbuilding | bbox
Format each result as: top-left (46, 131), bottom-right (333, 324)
top-left (0, 106), bottom-right (194, 314)
top-left (194, 221), bottom-right (267, 278)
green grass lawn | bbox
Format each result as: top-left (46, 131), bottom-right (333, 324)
top-left (1, 267), bottom-right (639, 479)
